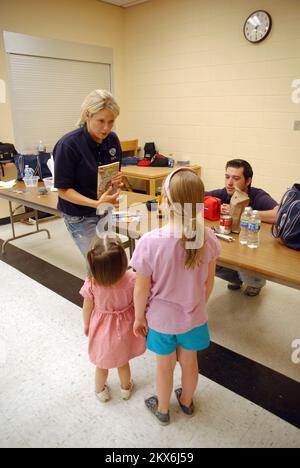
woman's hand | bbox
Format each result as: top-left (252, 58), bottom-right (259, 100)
top-left (84, 325), bottom-right (89, 337)
top-left (133, 319), bottom-right (148, 337)
top-left (97, 186), bottom-right (120, 209)
top-left (111, 172), bottom-right (124, 190)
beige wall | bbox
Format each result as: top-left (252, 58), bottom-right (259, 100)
top-left (0, 0), bottom-right (126, 219)
top-left (0, 0), bottom-right (126, 142)
top-left (1, 0), bottom-right (300, 202)
top-left (124, 0), bottom-right (300, 201)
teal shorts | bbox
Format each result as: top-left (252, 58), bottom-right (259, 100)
top-left (147, 323), bottom-right (210, 356)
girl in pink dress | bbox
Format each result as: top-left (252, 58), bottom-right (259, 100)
top-left (80, 235), bottom-right (146, 403)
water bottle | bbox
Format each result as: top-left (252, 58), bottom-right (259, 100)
top-left (24, 165), bottom-right (34, 178)
top-left (38, 140), bottom-right (46, 153)
top-left (247, 210), bottom-right (261, 249)
top-left (168, 153), bottom-right (175, 167)
top-left (239, 207), bottom-right (252, 244)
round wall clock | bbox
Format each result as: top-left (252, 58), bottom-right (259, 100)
top-left (244, 10), bottom-right (272, 43)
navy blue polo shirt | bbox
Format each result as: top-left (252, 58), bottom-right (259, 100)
top-left (53, 126), bottom-right (122, 216)
top-left (205, 187), bottom-right (278, 211)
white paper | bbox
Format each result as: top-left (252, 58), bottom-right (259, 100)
top-left (0, 179), bottom-right (16, 190)
top-left (47, 155), bottom-right (54, 177)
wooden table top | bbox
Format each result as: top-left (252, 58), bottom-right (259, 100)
top-left (121, 165), bottom-right (201, 179)
top-left (0, 181), bottom-right (154, 216)
top-left (1, 182), bottom-right (299, 289)
top-left (205, 220), bottom-right (300, 289)
top-left (114, 214), bottom-right (300, 290)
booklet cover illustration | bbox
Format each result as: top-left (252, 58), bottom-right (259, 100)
top-left (97, 162), bottom-right (120, 199)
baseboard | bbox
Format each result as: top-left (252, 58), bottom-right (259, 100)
top-left (0, 217), bottom-right (10, 226)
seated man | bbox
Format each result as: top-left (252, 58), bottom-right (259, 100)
top-left (206, 159), bottom-right (278, 296)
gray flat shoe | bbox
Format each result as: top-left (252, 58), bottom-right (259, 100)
top-left (175, 388), bottom-right (194, 416)
top-left (244, 286), bottom-right (261, 296)
top-left (145, 396), bottom-right (170, 426)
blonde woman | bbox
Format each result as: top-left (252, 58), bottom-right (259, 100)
top-left (130, 168), bottom-right (221, 425)
top-left (54, 90), bottom-right (123, 256)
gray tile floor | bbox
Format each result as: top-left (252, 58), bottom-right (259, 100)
top-left (0, 218), bottom-right (300, 447)
top-left (1, 218), bottom-right (299, 381)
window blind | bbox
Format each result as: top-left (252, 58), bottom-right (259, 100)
top-left (8, 54), bottom-right (111, 153)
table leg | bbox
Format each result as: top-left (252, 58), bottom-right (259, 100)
top-left (9, 201), bottom-right (16, 238)
top-left (149, 179), bottom-right (156, 196)
top-left (1, 201), bottom-right (51, 255)
top-left (129, 237), bottom-right (136, 257)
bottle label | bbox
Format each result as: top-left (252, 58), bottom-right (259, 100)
top-left (248, 223), bottom-right (260, 232)
top-left (240, 221), bottom-right (248, 227)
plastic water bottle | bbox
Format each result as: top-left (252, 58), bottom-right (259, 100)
top-left (168, 153), bottom-right (175, 167)
top-left (247, 210), bottom-right (261, 249)
top-left (239, 207), bottom-right (252, 244)
top-left (38, 140), bottom-right (46, 153)
top-left (24, 165), bottom-right (34, 178)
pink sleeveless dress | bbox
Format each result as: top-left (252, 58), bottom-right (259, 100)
top-left (80, 270), bottom-right (146, 369)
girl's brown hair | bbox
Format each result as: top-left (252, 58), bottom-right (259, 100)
top-left (87, 235), bottom-right (128, 287)
top-left (163, 170), bottom-right (205, 270)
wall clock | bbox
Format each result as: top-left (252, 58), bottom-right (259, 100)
top-left (244, 10), bottom-right (272, 43)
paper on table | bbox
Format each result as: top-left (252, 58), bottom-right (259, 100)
top-left (47, 155), bottom-right (54, 177)
top-left (46, 155), bottom-right (58, 191)
top-left (112, 211), bottom-right (142, 223)
top-left (112, 211), bottom-right (142, 218)
top-left (0, 179), bottom-right (16, 190)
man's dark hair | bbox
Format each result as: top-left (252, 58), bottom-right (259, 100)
top-left (226, 159), bottom-right (253, 181)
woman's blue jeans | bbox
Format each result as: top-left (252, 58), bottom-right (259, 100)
top-left (63, 214), bottom-right (101, 258)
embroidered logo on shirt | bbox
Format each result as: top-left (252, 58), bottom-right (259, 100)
top-left (109, 148), bottom-right (117, 158)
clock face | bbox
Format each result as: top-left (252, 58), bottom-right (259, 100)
top-left (244, 10), bottom-right (272, 43)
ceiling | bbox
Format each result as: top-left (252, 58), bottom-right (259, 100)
top-left (99, 0), bottom-right (150, 7)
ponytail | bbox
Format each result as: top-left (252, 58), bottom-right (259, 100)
top-left (182, 211), bottom-right (205, 270)
top-left (163, 168), bottom-right (206, 270)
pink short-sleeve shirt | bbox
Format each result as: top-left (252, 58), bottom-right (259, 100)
top-left (130, 227), bottom-right (221, 334)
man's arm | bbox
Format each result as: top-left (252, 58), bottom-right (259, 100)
top-left (258, 206), bottom-right (278, 224)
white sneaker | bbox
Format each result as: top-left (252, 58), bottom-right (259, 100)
top-left (120, 381), bottom-right (134, 400)
top-left (96, 384), bottom-right (110, 403)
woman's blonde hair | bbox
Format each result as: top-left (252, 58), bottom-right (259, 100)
top-left (77, 89), bottom-right (120, 127)
top-left (163, 170), bottom-right (205, 270)
top-left (87, 235), bottom-right (128, 287)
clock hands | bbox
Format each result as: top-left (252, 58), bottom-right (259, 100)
top-left (244, 11), bottom-right (271, 43)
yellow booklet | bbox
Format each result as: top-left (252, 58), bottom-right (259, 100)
top-left (97, 162), bottom-right (120, 199)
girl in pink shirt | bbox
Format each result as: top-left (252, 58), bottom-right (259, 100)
top-left (80, 236), bottom-right (146, 403)
top-left (130, 168), bottom-right (220, 425)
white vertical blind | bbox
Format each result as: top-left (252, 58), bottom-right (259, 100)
top-left (8, 54), bottom-right (111, 152)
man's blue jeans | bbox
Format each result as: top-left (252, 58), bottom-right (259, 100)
top-left (216, 266), bottom-right (266, 289)
top-left (63, 214), bottom-right (101, 258)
